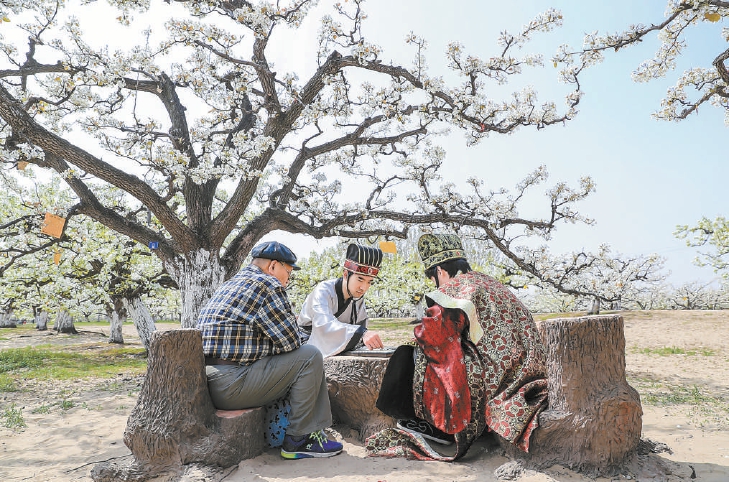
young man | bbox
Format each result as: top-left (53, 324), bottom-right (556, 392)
top-left (369, 233), bottom-right (549, 461)
top-left (196, 240), bottom-right (343, 460)
top-left (298, 244), bottom-right (385, 358)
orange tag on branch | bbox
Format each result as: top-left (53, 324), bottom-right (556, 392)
top-left (53, 250), bottom-right (62, 265)
top-left (17, 161), bottom-right (28, 170)
top-left (41, 213), bottom-right (66, 238)
top-left (379, 241), bottom-right (397, 254)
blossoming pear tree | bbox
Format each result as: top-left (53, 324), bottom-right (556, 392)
top-left (0, 174), bottom-right (176, 347)
top-left (558, 0), bottom-right (728, 123)
top-left (675, 216), bottom-right (729, 278)
top-left (0, 0), bottom-right (598, 327)
top-left (556, 1), bottom-right (729, 283)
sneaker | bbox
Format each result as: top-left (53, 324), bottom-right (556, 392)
top-left (280, 430), bottom-right (343, 459)
top-left (396, 418), bottom-right (454, 445)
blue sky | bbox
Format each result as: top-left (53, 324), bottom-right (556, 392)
top-left (261, 0), bottom-right (728, 286)
top-left (21, 0), bottom-right (724, 286)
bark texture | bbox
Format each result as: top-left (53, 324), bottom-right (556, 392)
top-left (35, 310), bottom-right (48, 331)
top-left (107, 298), bottom-right (125, 344)
top-left (502, 314), bottom-right (642, 477)
top-left (324, 355), bottom-right (396, 441)
top-left (91, 329), bottom-right (264, 482)
top-left (124, 296), bottom-right (156, 351)
top-left (0, 311), bottom-right (16, 328)
top-left (166, 250), bottom-right (225, 329)
top-left (53, 309), bottom-right (77, 334)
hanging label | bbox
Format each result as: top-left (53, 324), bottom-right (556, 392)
top-left (41, 213), bottom-right (66, 238)
top-left (379, 241), bottom-right (397, 254)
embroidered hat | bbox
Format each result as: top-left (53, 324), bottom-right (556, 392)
top-left (417, 233), bottom-right (466, 270)
top-left (343, 244), bottom-right (383, 277)
top-left (251, 241), bottom-right (301, 270)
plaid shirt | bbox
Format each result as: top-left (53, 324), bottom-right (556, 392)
top-left (196, 264), bottom-right (301, 365)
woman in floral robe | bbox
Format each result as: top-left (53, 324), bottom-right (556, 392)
top-left (367, 234), bottom-right (548, 461)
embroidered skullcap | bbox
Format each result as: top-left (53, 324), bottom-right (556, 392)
top-left (251, 241), bottom-right (301, 270)
top-left (417, 233), bottom-right (466, 270)
top-left (343, 244), bottom-right (383, 277)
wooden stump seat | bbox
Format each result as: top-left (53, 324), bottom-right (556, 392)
top-left (91, 329), bottom-right (265, 482)
top-left (503, 314), bottom-right (643, 477)
top-left (324, 355), bottom-right (396, 441)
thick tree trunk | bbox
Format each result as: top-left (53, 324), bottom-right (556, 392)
top-left (0, 311), bottom-right (16, 328)
top-left (53, 309), bottom-right (78, 334)
top-left (35, 310), bottom-right (48, 331)
top-left (414, 299), bottom-right (425, 320)
top-left (587, 296), bottom-right (601, 315)
top-left (124, 297), bottom-right (156, 352)
top-left (324, 355), bottom-right (396, 441)
top-left (166, 250), bottom-right (225, 328)
top-left (91, 329), bottom-right (264, 482)
top-left (504, 314), bottom-right (642, 477)
top-left (107, 297), bottom-right (126, 344)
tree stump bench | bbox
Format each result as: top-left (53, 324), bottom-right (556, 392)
top-left (91, 314), bottom-right (641, 481)
top-left (502, 314), bottom-right (642, 477)
top-left (324, 355), bottom-right (396, 441)
top-left (91, 329), bottom-right (266, 482)
top-left (90, 330), bottom-right (395, 481)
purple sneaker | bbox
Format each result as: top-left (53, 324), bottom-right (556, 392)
top-left (280, 430), bottom-right (343, 459)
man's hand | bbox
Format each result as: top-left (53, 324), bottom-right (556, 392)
top-left (362, 331), bottom-right (384, 349)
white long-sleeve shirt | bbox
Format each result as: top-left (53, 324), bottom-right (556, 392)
top-left (298, 278), bottom-right (368, 358)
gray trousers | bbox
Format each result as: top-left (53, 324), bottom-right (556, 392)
top-left (205, 344), bottom-right (332, 437)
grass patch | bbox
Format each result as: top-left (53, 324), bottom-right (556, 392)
top-left (634, 346), bottom-right (715, 356)
top-left (0, 344), bottom-right (147, 391)
top-left (629, 376), bottom-right (729, 429)
top-left (369, 318), bottom-right (416, 330)
top-left (369, 318), bottom-right (416, 346)
top-left (0, 377), bottom-right (18, 392)
top-left (1, 403), bottom-right (26, 429)
top-left (32, 405), bottom-right (51, 414)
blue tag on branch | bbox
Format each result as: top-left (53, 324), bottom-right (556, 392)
top-left (148, 241), bottom-right (159, 249)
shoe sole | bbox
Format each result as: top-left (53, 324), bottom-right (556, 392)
top-left (280, 448), bottom-right (343, 459)
top-left (396, 422), bottom-right (454, 445)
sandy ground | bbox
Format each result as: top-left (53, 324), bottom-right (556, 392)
top-left (0, 310), bottom-right (728, 481)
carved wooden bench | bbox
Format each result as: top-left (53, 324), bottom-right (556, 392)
top-left (91, 314), bottom-right (641, 481)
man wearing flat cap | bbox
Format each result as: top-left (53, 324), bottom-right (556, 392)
top-left (368, 233), bottom-right (548, 461)
top-left (197, 240), bottom-right (343, 460)
top-left (298, 244), bottom-right (385, 358)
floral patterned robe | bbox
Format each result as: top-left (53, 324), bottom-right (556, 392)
top-left (366, 271), bottom-right (548, 461)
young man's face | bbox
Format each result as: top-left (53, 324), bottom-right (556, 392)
top-left (344, 271), bottom-right (375, 299)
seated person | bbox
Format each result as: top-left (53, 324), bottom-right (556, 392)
top-left (368, 233), bottom-right (549, 461)
top-left (196, 240), bottom-right (343, 460)
top-left (298, 244), bottom-right (385, 357)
